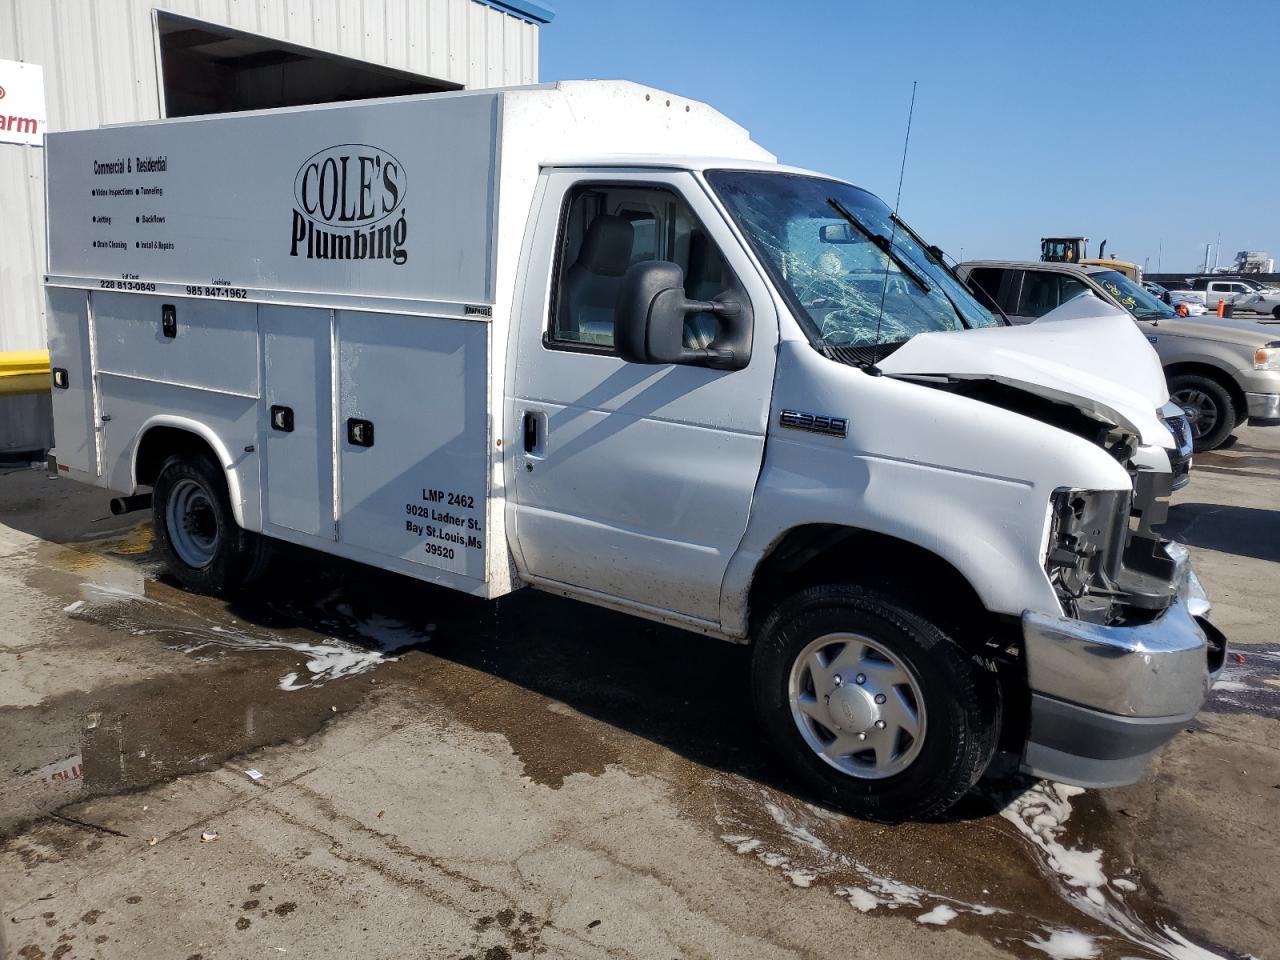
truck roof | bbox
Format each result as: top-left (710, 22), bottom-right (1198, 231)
top-left (85, 78), bottom-right (811, 178)
top-left (97, 78), bottom-right (777, 162)
top-left (539, 154), bottom-right (836, 179)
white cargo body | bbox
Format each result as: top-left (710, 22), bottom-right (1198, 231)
top-left (45, 80), bottom-right (1223, 821)
top-left (44, 82), bottom-right (769, 597)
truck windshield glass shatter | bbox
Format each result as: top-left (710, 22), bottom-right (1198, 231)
top-left (706, 170), bottom-right (999, 354)
top-left (1093, 269), bottom-right (1175, 321)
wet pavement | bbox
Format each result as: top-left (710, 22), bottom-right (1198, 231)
top-left (1, 426), bottom-right (1277, 960)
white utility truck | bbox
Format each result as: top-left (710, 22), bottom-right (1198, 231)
top-left (44, 81), bottom-right (1225, 820)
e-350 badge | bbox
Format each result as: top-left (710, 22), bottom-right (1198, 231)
top-left (779, 409), bottom-right (847, 437)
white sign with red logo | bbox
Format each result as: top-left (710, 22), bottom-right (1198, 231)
top-left (0, 58), bottom-right (47, 145)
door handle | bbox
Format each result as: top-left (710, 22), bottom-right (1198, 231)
top-left (270, 405), bottom-right (294, 432)
top-left (522, 412), bottom-right (538, 453)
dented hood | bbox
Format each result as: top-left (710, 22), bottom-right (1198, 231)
top-left (878, 295), bottom-right (1171, 446)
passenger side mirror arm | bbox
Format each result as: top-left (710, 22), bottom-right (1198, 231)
top-left (615, 262), bottom-right (751, 371)
top-left (683, 299), bottom-right (742, 369)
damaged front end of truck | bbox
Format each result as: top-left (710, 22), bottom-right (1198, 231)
top-left (873, 303), bottom-right (1227, 787)
top-left (708, 167), bottom-right (1225, 791)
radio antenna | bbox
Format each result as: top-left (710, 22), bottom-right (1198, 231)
top-left (873, 80), bottom-right (918, 364)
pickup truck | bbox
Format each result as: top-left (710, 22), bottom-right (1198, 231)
top-left (959, 260), bottom-right (1280, 451)
top-left (1182, 276), bottom-right (1280, 316)
top-left (43, 81), bottom-right (1225, 821)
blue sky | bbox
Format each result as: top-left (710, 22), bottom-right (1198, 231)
top-left (541, 0), bottom-right (1279, 274)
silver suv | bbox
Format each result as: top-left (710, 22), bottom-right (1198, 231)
top-left (957, 260), bottom-right (1280, 452)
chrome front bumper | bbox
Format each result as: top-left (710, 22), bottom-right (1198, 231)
top-left (1246, 392), bottom-right (1280, 421)
top-left (1019, 547), bottom-right (1226, 787)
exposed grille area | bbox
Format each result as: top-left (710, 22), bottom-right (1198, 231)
top-left (1164, 412), bottom-right (1194, 491)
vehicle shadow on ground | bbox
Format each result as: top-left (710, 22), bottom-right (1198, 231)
top-left (1163, 502), bottom-right (1280, 563)
top-left (217, 541), bottom-right (1014, 825)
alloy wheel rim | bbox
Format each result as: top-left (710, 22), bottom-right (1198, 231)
top-left (788, 632), bottom-right (927, 780)
top-left (166, 478), bottom-right (219, 569)
top-left (1172, 388), bottom-right (1218, 439)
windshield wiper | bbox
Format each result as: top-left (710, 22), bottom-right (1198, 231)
top-left (890, 212), bottom-right (1012, 326)
top-left (826, 198), bottom-right (931, 295)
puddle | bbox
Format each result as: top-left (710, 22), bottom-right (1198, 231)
top-left (705, 779), bottom-right (1253, 960)
top-left (0, 754), bottom-right (85, 817)
top-left (1205, 645), bottom-right (1280, 719)
top-left (2, 534), bottom-right (436, 834)
top-left (0, 663), bottom-right (380, 837)
top-left (59, 569), bottom-right (430, 690)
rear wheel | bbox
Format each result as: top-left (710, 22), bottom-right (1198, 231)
top-left (752, 584), bottom-right (1001, 822)
top-left (1168, 373), bottom-right (1236, 452)
top-left (1273, 305), bottom-right (1280, 321)
top-left (152, 452), bottom-right (269, 594)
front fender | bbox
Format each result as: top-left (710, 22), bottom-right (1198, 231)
top-left (720, 341), bottom-right (1131, 637)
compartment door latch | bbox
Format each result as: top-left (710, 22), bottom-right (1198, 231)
top-left (347, 418), bottom-right (374, 448)
top-left (161, 303), bottom-right (177, 339)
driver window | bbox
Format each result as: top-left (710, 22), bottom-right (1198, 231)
top-left (549, 184), bottom-right (734, 352)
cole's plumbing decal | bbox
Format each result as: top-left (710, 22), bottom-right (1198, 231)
top-left (48, 92), bottom-right (496, 301)
top-left (291, 144), bottom-right (408, 265)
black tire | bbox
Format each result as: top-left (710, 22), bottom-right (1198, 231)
top-left (752, 584), bottom-right (1000, 822)
top-left (1273, 305), bottom-right (1280, 321)
top-left (1168, 373), bottom-right (1236, 452)
top-left (151, 452), bottom-right (270, 594)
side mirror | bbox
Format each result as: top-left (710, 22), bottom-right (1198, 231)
top-left (614, 261), bottom-right (748, 370)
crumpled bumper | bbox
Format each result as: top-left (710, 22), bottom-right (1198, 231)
top-left (1019, 544), bottom-right (1227, 787)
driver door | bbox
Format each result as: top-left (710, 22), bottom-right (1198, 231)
top-left (507, 170), bottom-right (777, 625)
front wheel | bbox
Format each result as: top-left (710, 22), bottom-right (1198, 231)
top-left (1272, 305), bottom-right (1280, 321)
top-left (1168, 373), bottom-right (1236, 452)
top-left (152, 452), bottom-right (269, 595)
top-left (752, 584), bottom-right (1001, 822)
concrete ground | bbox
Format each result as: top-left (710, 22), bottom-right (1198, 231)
top-left (1, 426), bottom-right (1277, 960)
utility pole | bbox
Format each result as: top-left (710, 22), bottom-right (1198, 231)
top-left (1157, 239), bottom-right (1162, 273)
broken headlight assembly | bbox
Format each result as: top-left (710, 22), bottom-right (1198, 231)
top-left (1045, 487), bottom-right (1180, 625)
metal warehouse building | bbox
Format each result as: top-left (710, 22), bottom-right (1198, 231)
top-left (0, 0), bottom-right (551, 453)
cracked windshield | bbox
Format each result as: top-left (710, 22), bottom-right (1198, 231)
top-left (706, 170), bottom-right (1001, 352)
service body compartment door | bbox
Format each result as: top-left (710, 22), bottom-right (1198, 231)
top-left (261, 306), bottom-right (334, 539)
top-left (336, 311), bottom-right (489, 581)
top-left (93, 293), bottom-right (258, 397)
top-left (46, 288), bottom-right (97, 476)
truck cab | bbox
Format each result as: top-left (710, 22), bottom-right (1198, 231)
top-left (44, 82), bottom-right (1226, 821)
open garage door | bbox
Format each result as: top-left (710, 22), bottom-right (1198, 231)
top-left (156, 12), bottom-right (459, 118)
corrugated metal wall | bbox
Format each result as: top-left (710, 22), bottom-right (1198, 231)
top-left (0, 0), bottom-right (540, 353)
